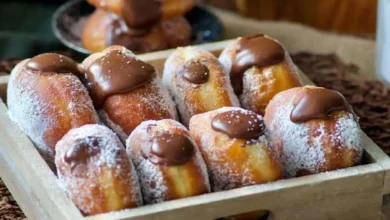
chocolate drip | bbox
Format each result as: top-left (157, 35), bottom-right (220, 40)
top-left (107, 16), bottom-right (151, 52)
top-left (25, 53), bottom-right (81, 76)
top-left (211, 109), bottom-right (266, 139)
top-left (142, 131), bottom-right (195, 166)
top-left (64, 138), bottom-right (100, 170)
top-left (290, 88), bottom-right (351, 123)
top-left (122, 0), bottom-right (162, 29)
top-left (85, 49), bottom-right (155, 108)
top-left (180, 61), bottom-right (210, 84)
top-left (231, 34), bottom-right (285, 94)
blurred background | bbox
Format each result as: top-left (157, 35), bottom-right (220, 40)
top-left (0, 0), bottom-right (378, 58)
top-left (207, 0), bottom-right (377, 36)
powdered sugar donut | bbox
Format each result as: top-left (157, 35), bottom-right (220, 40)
top-left (219, 34), bottom-right (302, 115)
top-left (264, 86), bottom-right (363, 177)
top-left (126, 119), bottom-right (210, 204)
top-left (163, 46), bottom-right (240, 126)
top-left (81, 46), bottom-right (178, 142)
top-left (7, 53), bottom-right (99, 165)
top-left (189, 107), bottom-right (283, 192)
top-left (55, 124), bottom-right (142, 215)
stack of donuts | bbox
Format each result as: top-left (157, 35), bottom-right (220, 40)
top-left (82, 0), bottom-right (195, 53)
top-left (7, 34), bottom-right (363, 218)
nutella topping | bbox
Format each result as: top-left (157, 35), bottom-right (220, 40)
top-left (26, 53), bottom-right (81, 76)
top-left (290, 88), bottom-right (351, 123)
top-left (231, 35), bottom-right (285, 94)
top-left (142, 131), bottom-right (195, 166)
top-left (85, 49), bottom-right (155, 108)
top-left (180, 60), bottom-right (210, 84)
top-left (122, 0), bottom-right (162, 29)
top-left (211, 109), bottom-right (266, 139)
top-left (64, 137), bottom-right (100, 170)
top-left (107, 17), bottom-right (154, 52)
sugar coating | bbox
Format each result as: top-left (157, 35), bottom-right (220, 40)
top-left (219, 37), bottom-right (299, 112)
top-left (268, 92), bottom-right (363, 177)
top-left (126, 119), bottom-right (210, 204)
top-left (152, 77), bottom-right (179, 120)
top-left (86, 47), bottom-right (178, 137)
top-left (99, 77), bottom-right (178, 136)
top-left (335, 114), bottom-right (363, 150)
top-left (99, 110), bottom-right (128, 143)
top-left (163, 46), bottom-right (240, 125)
top-left (7, 59), bottom-right (98, 163)
top-left (55, 125), bottom-right (143, 214)
top-left (189, 107), bottom-right (279, 191)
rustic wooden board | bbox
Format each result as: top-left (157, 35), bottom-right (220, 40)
top-left (0, 40), bottom-right (389, 220)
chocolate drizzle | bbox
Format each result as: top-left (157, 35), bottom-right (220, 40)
top-left (211, 109), bottom-right (266, 139)
top-left (64, 137), bottom-right (101, 171)
top-left (85, 49), bottom-right (156, 108)
top-left (25, 53), bottom-right (81, 76)
top-left (180, 60), bottom-right (210, 84)
top-left (290, 87), bottom-right (351, 123)
top-left (231, 34), bottom-right (286, 94)
top-left (142, 131), bottom-right (195, 166)
top-left (122, 0), bottom-right (162, 29)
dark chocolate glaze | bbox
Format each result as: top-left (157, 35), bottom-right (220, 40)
top-left (231, 35), bottom-right (285, 94)
top-left (142, 131), bottom-right (195, 166)
top-left (106, 17), bottom-right (153, 52)
top-left (122, 0), bottom-right (162, 29)
top-left (85, 49), bottom-right (156, 108)
top-left (25, 53), bottom-right (82, 76)
top-left (290, 88), bottom-right (351, 123)
top-left (64, 137), bottom-right (100, 170)
top-left (211, 109), bottom-right (266, 139)
top-left (180, 60), bottom-right (210, 84)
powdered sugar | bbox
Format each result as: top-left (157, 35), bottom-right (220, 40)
top-left (152, 78), bottom-right (179, 120)
top-left (126, 119), bottom-right (210, 204)
top-left (99, 110), bottom-right (128, 143)
top-left (163, 46), bottom-right (239, 125)
top-left (270, 103), bottom-right (326, 177)
top-left (267, 88), bottom-right (363, 177)
top-left (334, 114), bottom-right (363, 150)
top-left (55, 124), bottom-right (142, 214)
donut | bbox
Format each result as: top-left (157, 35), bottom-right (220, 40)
top-left (55, 124), bottom-right (142, 215)
top-left (219, 34), bottom-right (303, 115)
top-left (81, 46), bottom-right (178, 141)
top-left (264, 86), bottom-right (363, 177)
top-left (163, 47), bottom-right (240, 125)
top-left (126, 119), bottom-right (210, 204)
top-left (86, 0), bottom-right (195, 29)
top-left (82, 10), bottom-right (192, 53)
top-left (189, 107), bottom-right (283, 191)
top-left (7, 53), bottom-right (99, 164)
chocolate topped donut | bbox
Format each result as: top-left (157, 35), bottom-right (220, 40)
top-left (85, 48), bottom-right (156, 108)
top-left (219, 34), bottom-right (302, 115)
top-left (126, 119), bottom-right (210, 204)
top-left (231, 34), bottom-right (286, 94)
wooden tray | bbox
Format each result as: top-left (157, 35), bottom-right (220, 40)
top-left (0, 40), bottom-right (389, 220)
